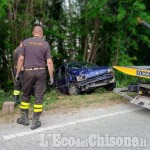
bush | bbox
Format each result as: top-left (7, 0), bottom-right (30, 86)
top-left (44, 89), bottom-right (59, 105)
top-left (0, 89), bottom-right (14, 110)
top-left (3, 80), bottom-right (14, 92)
top-left (115, 71), bottom-right (150, 87)
top-left (0, 89), bottom-right (5, 110)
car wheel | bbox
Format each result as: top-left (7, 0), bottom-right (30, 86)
top-left (68, 83), bottom-right (81, 95)
top-left (104, 82), bottom-right (116, 91)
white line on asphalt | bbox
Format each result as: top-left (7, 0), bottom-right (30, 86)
top-left (0, 107), bottom-right (142, 141)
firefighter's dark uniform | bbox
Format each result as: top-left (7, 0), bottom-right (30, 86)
top-left (13, 46), bottom-right (23, 105)
top-left (17, 37), bottom-right (51, 129)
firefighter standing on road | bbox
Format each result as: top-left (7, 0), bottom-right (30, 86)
top-left (13, 41), bottom-right (23, 106)
top-left (16, 25), bottom-right (54, 130)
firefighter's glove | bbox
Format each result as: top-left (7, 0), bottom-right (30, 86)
top-left (15, 73), bottom-right (20, 81)
top-left (48, 78), bottom-right (54, 85)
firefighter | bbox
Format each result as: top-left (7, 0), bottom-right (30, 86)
top-left (13, 41), bottom-right (23, 106)
top-left (16, 25), bottom-right (54, 130)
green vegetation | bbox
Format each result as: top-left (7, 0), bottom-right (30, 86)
top-left (0, 89), bottom-right (13, 110)
top-left (0, 0), bottom-right (150, 111)
top-left (42, 89), bottom-right (126, 112)
top-left (0, 88), bottom-right (127, 122)
top-left (0, 90), bottom-right (5, 110)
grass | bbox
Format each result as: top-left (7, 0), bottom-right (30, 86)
top-left (0, 88), bottom-right (127, 123)
top-left (42, 88), bottom-right (127, 113)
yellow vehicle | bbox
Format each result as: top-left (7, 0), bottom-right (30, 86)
top-left (113, 18), bottom-right (150, 109)
top-left (114, 66), bottom-right (150, 79)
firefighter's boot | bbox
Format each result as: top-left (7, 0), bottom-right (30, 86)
top-left (31, 112), bottom-right (41, 130)
top-left (14, 95), bottom-right (20, 106)
top-left (17, 109), bottom-right (29, 126)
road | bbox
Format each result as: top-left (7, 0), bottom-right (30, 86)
top-left (0, 103), bottom-right (150, 150)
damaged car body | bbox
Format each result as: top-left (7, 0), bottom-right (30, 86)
top-left (53, 62), bottom-right (115, 95)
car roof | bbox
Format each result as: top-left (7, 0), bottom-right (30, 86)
top-left (65, 61), bottom-right (93, 65)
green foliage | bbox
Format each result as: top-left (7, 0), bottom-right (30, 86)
top-left (0, 0), bottom-right (7, 19)
top-left (116, 7), bottom-right (126, 22)
top-left (85, 0), bottom-right (108, 18)
top-left (115, 72), bottom-right (139, 87)
top-left (43, 89), bottom-right (59, 111)
top-left (0, 89), bottom-right (13, 110)
top-left (4, 80), bottom-right (14, 92)
top-left (1, 0), bottom-right (150, 90)
top-left (133, 1), bottom-right (146, 11)
top-left (0, 89), bottom-right (5, 110)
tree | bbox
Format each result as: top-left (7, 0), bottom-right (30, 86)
top-left (0, 0), bottom-right (150, 90)
top-left (78, 0), bottom-right (150, 66)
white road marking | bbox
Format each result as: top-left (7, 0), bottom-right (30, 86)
top-left (0, 107), bottom-right (142, 141)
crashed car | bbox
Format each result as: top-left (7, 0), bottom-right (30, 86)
top-left (53, 62), bottom-right (115, 95)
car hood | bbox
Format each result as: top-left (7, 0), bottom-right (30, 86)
top-left (68, 66), bottom-right (110, 78)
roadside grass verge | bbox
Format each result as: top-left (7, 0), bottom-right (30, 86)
top-left (0, 88), bottom-right (127, 123)
top-left (42, 88), bottom-right (127, 114)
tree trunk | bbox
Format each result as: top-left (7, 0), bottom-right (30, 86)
top-left (85, 19), bottom-right (99, 63)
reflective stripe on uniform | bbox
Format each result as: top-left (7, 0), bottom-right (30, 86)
top-left (13, 90), bottom-right (21, 95)
top-left (20, 105), bottom-right (29, 109)
top-left (21, 102), bottom-right (30, 106)
top-left (34, 104), bottom-right (43, 108)
top-left (34, 104), bottom-right (43, 112)
top-left (34, 108), bottom-right (43, 112)
top-left (20, 102), bottom-right (30, 110)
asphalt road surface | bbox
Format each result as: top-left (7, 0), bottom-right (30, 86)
top-left (0, 103), bottom-right (150, 150)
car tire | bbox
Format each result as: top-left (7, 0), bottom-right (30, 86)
top-left (68, 83), bottom-right (81, 95)
top-left (104, 82), bottom-right (116, 91)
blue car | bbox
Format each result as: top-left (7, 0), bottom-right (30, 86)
top-left (53, 62), bottom-right (115, 95)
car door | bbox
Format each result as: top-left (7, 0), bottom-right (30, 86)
top-left (57, 65), bottom-right (68, 93)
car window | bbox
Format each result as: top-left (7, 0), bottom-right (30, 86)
top-left (68, 62), bottom-right (97, 69)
